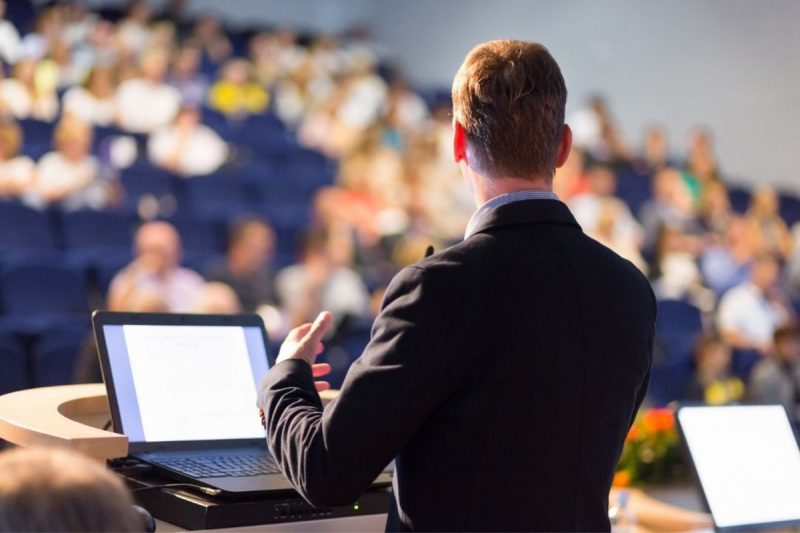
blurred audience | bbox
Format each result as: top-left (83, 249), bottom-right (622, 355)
top-left (206, 217), bottom-right (276, 313)
top-left (108, 221), bottom-right (204, 312)
top-left (717, 253), bottom-right (792, 356)
top-left (62, 65), bottom-right (118, 126)
top-left (115, 47), bottom-right (180, 132)
top-left (276, 225), bottom-right (369, 329)
top-left (745, 185), bottom-right (792, 259)
top-left (749, 324), bottom-right (800, 423)
top-left (687, 334), bottom-right (744, 405)
top-left (208, 58), bottom-right (269, 118)
top-left (0, 57), bottom-right (58, 120)
top-left (0, 119), bottom-right (33, 197)
top-left (148, 105), bottom-right (228, 176)
top-left (31, 116), bottom-right (108, 209)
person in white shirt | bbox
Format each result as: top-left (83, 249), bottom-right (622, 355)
top-left (569, 163), bottom-right (643, 248)
top-left (62, 65), bottom-right (118, 126)
top-left (718, 253), bottom-right (792, 355)
top-left (32, 118), bottom-right (99, 207)
top-left (0, 58), bottom-right (59, 121)
top-left (147, 106), bottom-right (228, 177)
top-left (0, 0), bottom-right (21, 65)
top-left (108, 221), bottom-right (206, 313)
top-left (0, 119), bottom-right (34, 197)
top-left (115, 48), bottom-right (180, 133)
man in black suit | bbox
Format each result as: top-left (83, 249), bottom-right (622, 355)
top-left (258, 40), bottom-right (655, 531)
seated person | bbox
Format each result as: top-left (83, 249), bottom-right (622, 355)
top-left (687, 334), bottom-right (744, 405)
top-left (0, 119), bottom-right (34, 198)
top-left (147, 106), bottom-right (229, 176)
top-left (275, 225), bottom-right (369, 329)
top-left (108, 221), bottom-right (205, 313)
top-left (62, 65), bottom-right (118, 126)
top-left (116, 47), bottom-right (181, 133)
top-left (749, 324), bottom-right (800, 424)
top-left (717, 252), bottom-right (792, 357)
top-left (208, 58), bottom-right (269, 118)
top-left (0, 447), bottom-right (144, 531)
top-left (745, 185), bottom-right (793, 259)
top-left (205, 217), bottom-right (276, 313)
top-left (0, 58), bottom-right (58, 121)
top-left (31, 117), bottom-right (112, 210)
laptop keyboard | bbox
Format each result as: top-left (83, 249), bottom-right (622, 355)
top-left (151, 454), bottom-right (282, 478)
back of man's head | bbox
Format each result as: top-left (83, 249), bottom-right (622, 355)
top-left (0, 447), bottom-right (142, 532)
top-left (452, 39), bottom-right (567, 181)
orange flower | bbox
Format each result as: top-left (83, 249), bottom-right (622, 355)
top-left (626, 425), bottom-right (639, 442)
top-left (612, 470), bottom-right (631, 488)
top-left (643, 409), bottom-right (674, 433)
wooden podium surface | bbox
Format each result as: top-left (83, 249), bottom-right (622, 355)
top-left (0, 385), bottom-right (713, 532)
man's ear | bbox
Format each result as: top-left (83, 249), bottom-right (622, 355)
top-left (453, 120), bottom-right (468, 164)
top-left (555, 124), bottom-right (573, 168)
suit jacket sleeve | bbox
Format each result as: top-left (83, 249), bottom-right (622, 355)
top-left (258, 264), bottom-right (469, 507)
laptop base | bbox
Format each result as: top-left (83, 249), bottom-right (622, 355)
top-left (125, 469), bottom-right (392, 530)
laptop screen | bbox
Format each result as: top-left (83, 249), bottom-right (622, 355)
top-left (677, 405), bottom-right (800, 531)
top-left (102, 323), bottom-right (269, 444)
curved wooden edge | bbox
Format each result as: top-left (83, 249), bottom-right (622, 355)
top-left (0, 384), bottom-right (128, 461)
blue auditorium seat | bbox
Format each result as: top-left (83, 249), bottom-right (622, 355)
top-left (201, 106), bottom-right (233, 140)
top-left (119, 163), bottom-right (177, 213)
top-left (183, 174), bottom-right (252, 220)
top-left (0, 260), bottom-right (88, 316)
top-left (615, 171), bottom-right (652, 216)
top-left (60, 209), bottom-right (135, 256)
top-left (779, 192), bottom-right (800, 227)
top-left (0, 201), bottom-right (59, 261)
top-left (167, 216), bottom-right (226, 271)
top-left (728, 186), bottom-right (751, 214)
top-left (0, 331), bottom-right (27, 394)
top-left (31, 324), bottom-right (91, 386)
top-left (18, 118), bottom-right (54, 159)
top-left (648, 299), bottom-right (704, 406)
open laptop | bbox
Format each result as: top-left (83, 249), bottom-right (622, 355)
top-left (676, 404), bottom-right (800, 532)
top-left (93, 311), bottom-right (392, 496)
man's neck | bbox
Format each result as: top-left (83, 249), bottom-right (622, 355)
top-left (471, 172), bottom-right (552, 207)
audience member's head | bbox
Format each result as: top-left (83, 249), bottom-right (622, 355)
top-left (750, 252), bottom-right (781, 291)
top-left (227, 217), bottom-right (275, 274)
top-left (0, 119), bottom-right (22, 162)
top-left (451, 40), bottom-right (567, 181)
top-left (192, 281), bottom-right (242, 314)
top-left (0, 447), bottom-right (143, 532)
top-left (84, 65), bottom-right (117, 99)
top-left (54, 117), bottom-right (92, 163)
top-left (748, 184), bottom-right (780, 219)
top-left (587, 164), bottom-right (617, 197)
top-left (773, 324), bottom-right (800, 366)
top-left (134, 221), bottom-right (182, 277)
top-left (694, 333), bottom-right (733, 380)
top-left (140, 48), bottom-right (170, 84)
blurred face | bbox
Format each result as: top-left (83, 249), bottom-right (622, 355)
top-left (233, 223), bottom-right (274, 270)
top-left (174, 108), bottom-right (199, 129)
top-left (136, 224), bottom-right (181, 275)
top-left (753, 187), bottom-right (778, 216)
top-left (88, 68), bottom-right (114, 98)
top-left (60, 136), bottom-right (90, 162)
top-left (175, 47), bottom-right (200, 76)
top-left (141, 54), bottom-right (168, 83)
top-left (776, 334), bottom-right (800, 365)
top-left (589, 167), bottom-right (616, 196)
top-left (751, 257), bottom-right (780, 290)
top-left (699, 343), bottom-right (732, 377)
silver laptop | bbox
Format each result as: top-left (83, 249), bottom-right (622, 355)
top-left (93, 311), bottom-right (392, 496)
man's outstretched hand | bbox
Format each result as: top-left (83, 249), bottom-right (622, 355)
top-left (260, 311), bottom-right (335, 429)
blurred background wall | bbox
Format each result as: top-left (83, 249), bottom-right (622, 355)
top-left (79, 0), bottom-right (800, 192)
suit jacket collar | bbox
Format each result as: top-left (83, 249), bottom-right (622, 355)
top-left (468, 199), bottom-right (582, 238)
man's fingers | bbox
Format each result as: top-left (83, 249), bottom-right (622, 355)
top-left (288, 323), bottom-right (313, 341)
top-left (302, 311), bottom-right (333, 346)
top-left (314, 380), bottom-right (330, 392)
top-left (315, 342), bottom-right (325, 356)
top-left (312, 362), bottom-right (332, 377)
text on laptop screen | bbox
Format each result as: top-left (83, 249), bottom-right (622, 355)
top-left (678, 405), bottom-right (800, 529)
top-left (103, 324), bottom-right (269, 443)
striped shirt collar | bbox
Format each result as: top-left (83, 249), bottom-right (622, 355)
top-left (464, 189), bottom-right (560, 239)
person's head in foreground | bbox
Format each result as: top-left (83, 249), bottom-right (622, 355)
top-left (451, 39), bottom-right (571, 190)
top-left (0, 447), bottom-right (144, 532)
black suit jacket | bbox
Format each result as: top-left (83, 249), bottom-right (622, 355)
top-left (259, 199), bottom-right (655, 531)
